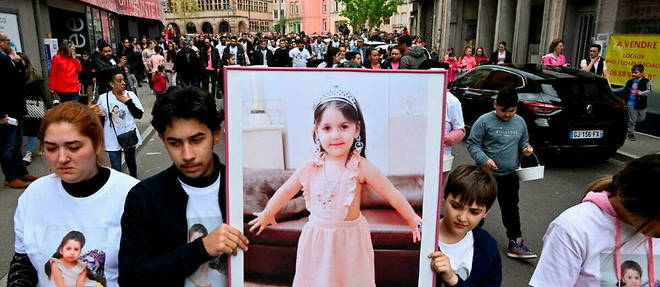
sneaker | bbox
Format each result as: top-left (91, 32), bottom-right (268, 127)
top-left (23, 151), bottom-right (32, 163)
top-left (20, 174), bottom-right (39, 182)
top-left (4, 179), bottom-right (29, 189)
top-left (507, 238), bottom-right (537, 259)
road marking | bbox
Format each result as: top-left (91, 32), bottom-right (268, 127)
top-left (146, 152), bottom-right (162, 155)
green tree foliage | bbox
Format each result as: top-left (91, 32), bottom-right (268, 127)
top-left (338, 0), bottom-right (403, 32)
top-left (169, 0), bottom-right (201, 20)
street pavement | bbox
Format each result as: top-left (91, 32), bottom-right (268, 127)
top-left (1, 86), bottom-right (658, 285)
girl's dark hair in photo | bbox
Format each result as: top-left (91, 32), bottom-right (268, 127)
top-left (313, 95), bottom-right (367, 164)
top-left (151, 86), bottom-right (222, 135)
top-left (323, 47), bottom-right (340, 67)
top-left (45, 231), bottom-right (86, 277)
top-left (188, 223), bottom-right (208, 239)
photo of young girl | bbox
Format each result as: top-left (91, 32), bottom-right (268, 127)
top-left (44, 231), bottom-right (100, 287)
top-left (186, 224), bottom-right (227, 287)
top-left (248, 87), bottom-right (423, 286)
top-left (617, 260), bottom-right (643, 287)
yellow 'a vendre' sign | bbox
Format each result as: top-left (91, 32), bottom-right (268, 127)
top-left (606, 34), bottom-right (660, 88)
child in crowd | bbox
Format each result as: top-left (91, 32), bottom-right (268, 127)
top-left (124, 65), bottom-right (138, 92)
top-left (618, 260), bottom-right (643, 287)
top-left (428, 165), bottom-right (502, 286)
top-left (152, 65), bottom-right (167, 99)
top-left (44, 231), bottom-right (97, 287)
top-left (249, 87), bottom-right (422, 287)
top-left (623, 64), bottom-right (652, 141)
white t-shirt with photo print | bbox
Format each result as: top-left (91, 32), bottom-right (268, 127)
top-left (14, 169), bottom-right (138, 287)
top-left (530, 202), bottom-right (660, 287)
top-left (98, 90), bottom-right (144, 151)
top-left (180, 174), bottom-right (227, 287)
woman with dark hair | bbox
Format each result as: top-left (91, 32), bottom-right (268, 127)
top-left (541, 39), bottom-right (567, 66)
top-left (363, 48), bottom-right (384, 69)
top-left (490, 41), bottom-right (512, 64)
top-left (530, 154), bottom-right (660, 286)
top-left (48, 40), bottom-right (82, 103)
top-left (317, 47), bottom-right (341, 68)
top-left (164, 42), bottom-right (177, 87)
top-left (96, 70), bottom-right (144, 178)
top-left (8, 102), bottom-right (139, 286)
top-left (382, 47), bottom-right (402, 70)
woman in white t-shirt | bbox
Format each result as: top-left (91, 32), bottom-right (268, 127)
top-left (96, 70), bottom-right (144, 178)
top-left (530, 154), bottom-right (660, 287)
top-left (8, 102), bottom-right (139, 287)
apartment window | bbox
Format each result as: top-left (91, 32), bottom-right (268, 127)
top-left (322, 0), bottom-right (327, 13)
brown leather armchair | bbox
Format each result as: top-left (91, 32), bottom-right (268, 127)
top-left (243, 168), bottom-right (425, 286)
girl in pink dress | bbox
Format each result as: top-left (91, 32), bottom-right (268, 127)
top-left (249, 88), bottom-right (423, 287)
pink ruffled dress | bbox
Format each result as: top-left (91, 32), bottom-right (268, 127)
top-left (292, 152), bottom-right (375, 287)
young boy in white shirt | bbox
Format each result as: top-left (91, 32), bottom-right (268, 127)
top-left (428, 165), bottom-right (502, 286)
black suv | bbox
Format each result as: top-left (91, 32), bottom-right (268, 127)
top-left (449, 64), bottom-right (627, 160)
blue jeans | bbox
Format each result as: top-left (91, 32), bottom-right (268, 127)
top-left (58, 92), bottom-right (79, 103)
top-left (0, 121), bottom-right (28, 181)
top-left (108, 147), bottom-right (137, 178)
top-left (26, 136), bottom-right (37, 152)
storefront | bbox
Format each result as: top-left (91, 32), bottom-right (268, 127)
top-left (48, 0), bottom-right (162, 53)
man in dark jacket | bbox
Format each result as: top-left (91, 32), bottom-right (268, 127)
top-left (94, 42), bottom-right (127, 95)
top-left (223, 36), bottom-right (248, 66)
top-left (119, 86), bottom-right (248, 286)
top-left (0, 32), bottom-right (37, 188)
top-left (398, 35), bottom-right (429, 69)
top-left (200, 38), bottom-right (222, 98)
top-left (251, 40), bottom-right (274, 66)
top-left (490, 41), bottom-right (512, 65)
top-left (174, 41), bottom-right (202, 87)
top-left (272, 39), bottom-right (292, 67)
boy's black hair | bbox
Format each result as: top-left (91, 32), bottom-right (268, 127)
top-left (631, 64), bottom-right (644, 73)
top-left (345, 51), bottom-right (358, 61)
top-left (151, 86), bottom-right (222, 134)
top-left (398, 35), bottom-right (413, 47)
top-left (589, 43), bottom-right (601, 52)
top-left (495, 87), bottom-right (518, 109)
top-left (444, 165), bottom-right (498, 210)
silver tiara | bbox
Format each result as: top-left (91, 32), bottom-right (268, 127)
top-left (314, 85), bottom-right (358, 111)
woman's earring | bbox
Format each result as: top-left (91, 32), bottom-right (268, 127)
top-left (354, 135), bottom-right (364, 150)
top-left (314, 138), bottom-right (322, 154)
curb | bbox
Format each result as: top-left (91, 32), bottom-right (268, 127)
top-left (613, 150), bottom-right (637, 162)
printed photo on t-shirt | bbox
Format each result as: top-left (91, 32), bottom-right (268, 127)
top-left (187, 218), bottom-right (227, 287)
top-left (600, 253), bottom-right (660, 287)
top-left (42, 230), bottom-right (108, 287)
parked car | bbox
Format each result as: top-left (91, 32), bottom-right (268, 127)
top-left (449, 64), bottom-right (627, 161)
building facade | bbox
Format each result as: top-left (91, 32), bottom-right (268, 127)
top-left (164, 0), bottom-right (273, 35)
top-left (416, 0), bottom-right (660, 133)
top-left (0, 0), bottom-right (162, 78)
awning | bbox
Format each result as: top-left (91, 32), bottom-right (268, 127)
top-left (78, 0), bottom-right (162, 21)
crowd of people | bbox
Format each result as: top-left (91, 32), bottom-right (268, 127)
top-left (1, 24), bottom-right (657, 287)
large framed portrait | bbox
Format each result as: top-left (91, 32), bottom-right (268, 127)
top-left (225, 67), bottom-right (447, 286)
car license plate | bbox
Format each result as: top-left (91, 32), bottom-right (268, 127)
top-left (570, 130), bottom-right (604, 139)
